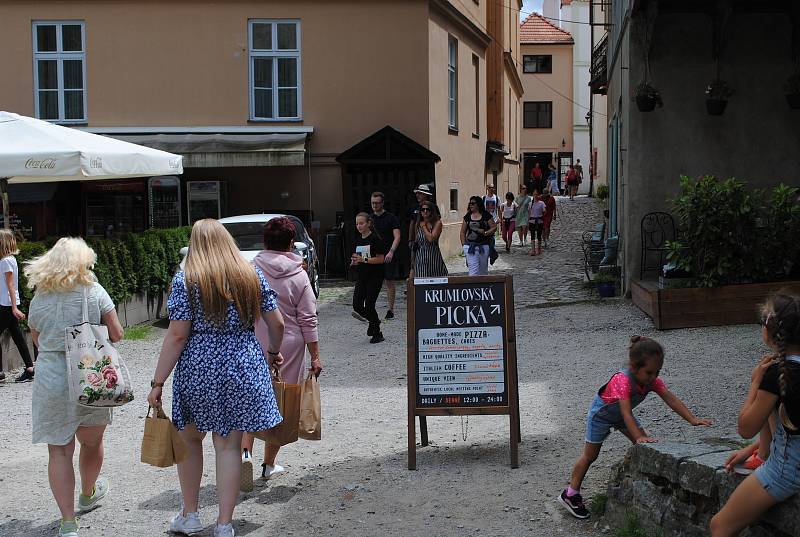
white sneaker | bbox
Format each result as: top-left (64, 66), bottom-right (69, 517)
top-left (214, 523), bottom-right (235, 537)
top-left (170, 511), bottom-right (203, 535)
top-left (58, 519), bottom-right (79, 537)
top-left (77, 477), bottom-right (109, 513)
top-left (261, 463), bottom-right (286, 480)
top-left (240, 449), bottom-right (254, 493)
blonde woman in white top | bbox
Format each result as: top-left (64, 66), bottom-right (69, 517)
top-left (0, 229), bottom-right (35, 383)
top-left (26, 238), bottom-right (124, 537)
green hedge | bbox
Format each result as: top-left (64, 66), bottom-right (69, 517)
top-left (17, 226), bottom-right (191, 309)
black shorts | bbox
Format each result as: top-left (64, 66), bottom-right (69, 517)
top-left (384, 258), bottom-right (402, 280)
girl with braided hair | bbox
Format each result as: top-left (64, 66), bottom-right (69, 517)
top-left (711, 291), bottom-right (800, 537)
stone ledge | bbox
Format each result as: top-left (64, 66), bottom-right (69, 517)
top-left (605, 439), bottom-right (800, 536)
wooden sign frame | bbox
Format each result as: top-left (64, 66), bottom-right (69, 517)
top-left (407, 274), bottom-right (520, 469)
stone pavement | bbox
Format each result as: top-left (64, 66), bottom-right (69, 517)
top-left (1, 194), bottom-right (766, 537)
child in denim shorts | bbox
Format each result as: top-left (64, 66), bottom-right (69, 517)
top-left (558, 336), bottom-right (712, 519)
top-left (711, 292), bottom-right (800, 537)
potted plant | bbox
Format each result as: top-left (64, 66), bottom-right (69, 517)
top-left (596, 184), bottom-right (610, 218)
top-left (593, 272), bottom-right (617, 298)
top-left (634, 82), bottom-right (663, 112)
top-left (705, 79), bottom-right (733, 115)
top-left (784, 71), bottom-right (800, 109)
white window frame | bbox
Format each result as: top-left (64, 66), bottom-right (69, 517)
top-left (248, 19), bottom-right (302, 121)
top-left (447, 35), bottom-right (458, 130)
top-left (32, 20), bottom-right (87, 123)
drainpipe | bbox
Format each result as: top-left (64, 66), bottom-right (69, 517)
top-left (589, 0), bottom-right (595, 197)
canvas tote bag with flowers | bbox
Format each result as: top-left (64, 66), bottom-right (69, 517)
top-left (65, 287), bottom-right (134, 407)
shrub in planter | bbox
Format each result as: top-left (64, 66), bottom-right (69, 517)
top-left (634, 82), bottom-right (663, 112)
top-left (784, 72), bottom-right (800, 109)
top-left (666, 176), bottom-right (800, 287)
top-left (596, 184), bottom-right (610, 218)
top-left (705, 79), bottom-right (733, 115)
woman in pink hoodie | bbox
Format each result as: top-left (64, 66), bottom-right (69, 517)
top-left (240, 217), bottom-right (322, 491)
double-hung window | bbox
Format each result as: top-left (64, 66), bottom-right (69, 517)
top-left (523, 101), bottom-right (553, 128)
top-left (447, 35), bottom-right (458, 130)
top-left (523, 55), bottom-right (552, 74)
top-left (249, 20), bottom-right (301, 120)
top-left (32, 21), bottom-right (86, 123)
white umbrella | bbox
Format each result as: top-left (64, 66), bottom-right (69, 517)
top-left (0, 111), bottom-right (183, 228)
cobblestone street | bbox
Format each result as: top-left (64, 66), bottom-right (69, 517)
top-left (442, 195), bottom-right (605, 308)
top-left (0, 196), bottom-right (764, 537)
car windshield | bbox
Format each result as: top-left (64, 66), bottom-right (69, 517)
top-left (222, 222), bottom-right (266, 251)
top-left (222, 218), bottom-right (307, 251)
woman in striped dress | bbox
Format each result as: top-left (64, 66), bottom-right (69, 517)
top-left (412, 201), bottom-right (448, 278)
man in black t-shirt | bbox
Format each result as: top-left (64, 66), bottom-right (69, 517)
top-left (370, 192), bottom-right (401, 320)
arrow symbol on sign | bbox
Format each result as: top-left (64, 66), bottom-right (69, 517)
top-left (491, 304), bottom-right (501, 314)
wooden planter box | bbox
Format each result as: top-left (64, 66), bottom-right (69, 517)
top-left (632, 279), bottom-right (800, 330)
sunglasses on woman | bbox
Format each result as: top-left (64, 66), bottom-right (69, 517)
top-left (420, 207), bottom-right (432, 212)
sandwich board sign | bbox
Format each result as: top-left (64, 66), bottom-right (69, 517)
top-left (407, 275), bottom-right (520, 469)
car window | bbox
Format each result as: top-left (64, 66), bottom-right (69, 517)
top-left (222, 222), bottom-right (265, 250)
top-left (288, 216), bottom-right (308, 243)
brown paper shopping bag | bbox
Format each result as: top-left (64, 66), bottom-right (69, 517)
top-left (298, 373), bottom-right (321, 441)
top-left (254, 365), bottom-right (300, 446)
top-left (141, 406), bottom-right (175, 467)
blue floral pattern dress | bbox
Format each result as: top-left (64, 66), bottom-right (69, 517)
top-left (168, 269), bottom-right (282, 436)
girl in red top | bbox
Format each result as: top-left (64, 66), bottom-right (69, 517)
top-left (542, 189), bottom-right (557, 248)
top-left (558, 336), bottom-right (712, 520)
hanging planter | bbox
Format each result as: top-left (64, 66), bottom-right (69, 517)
top-left (784, 72), bottom-right (800, 109)
top-left (634, 82), bottom-right (663, 112)
top-left (705, 79), bottom-right (733, 115)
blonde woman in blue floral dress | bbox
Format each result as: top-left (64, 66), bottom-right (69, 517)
top-left (148, 219), bottom-right (285, 537)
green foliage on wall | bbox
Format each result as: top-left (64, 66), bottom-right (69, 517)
top-left (16, 226), bottom-right (191, 309)
top-left (667, 176), bottom-right (800, 287)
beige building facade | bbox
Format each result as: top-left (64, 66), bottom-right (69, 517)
top-left (0, 0), bottom-right (520, 270)
top-left (519, 14), bottom-right (574, 192)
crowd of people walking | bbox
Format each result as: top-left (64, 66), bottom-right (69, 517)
top-left (10, 163), bottom-right (799, 537)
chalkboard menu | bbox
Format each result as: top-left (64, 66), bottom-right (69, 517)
top-left (414, 279), bottom-right (508, 408)
top-left (407, 275), bottom-right (520, 469)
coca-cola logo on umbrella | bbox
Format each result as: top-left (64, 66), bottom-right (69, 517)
top-left (25, 157), bottom-right (58, 169)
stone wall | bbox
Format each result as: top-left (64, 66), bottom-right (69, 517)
top-left (605, 440), bottom-right (800, 537)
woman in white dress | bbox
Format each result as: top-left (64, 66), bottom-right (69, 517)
top-left (26, 238), bottom-right (124, 537)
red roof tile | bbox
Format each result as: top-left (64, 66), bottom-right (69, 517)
top-left (520, 12), bottom-right (573, 44)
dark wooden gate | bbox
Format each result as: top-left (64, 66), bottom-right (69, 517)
top-left (337, 126), bottom-right (440, 279)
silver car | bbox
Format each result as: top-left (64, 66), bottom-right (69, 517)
top-left (180, 213), bottom-right (320, 297)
